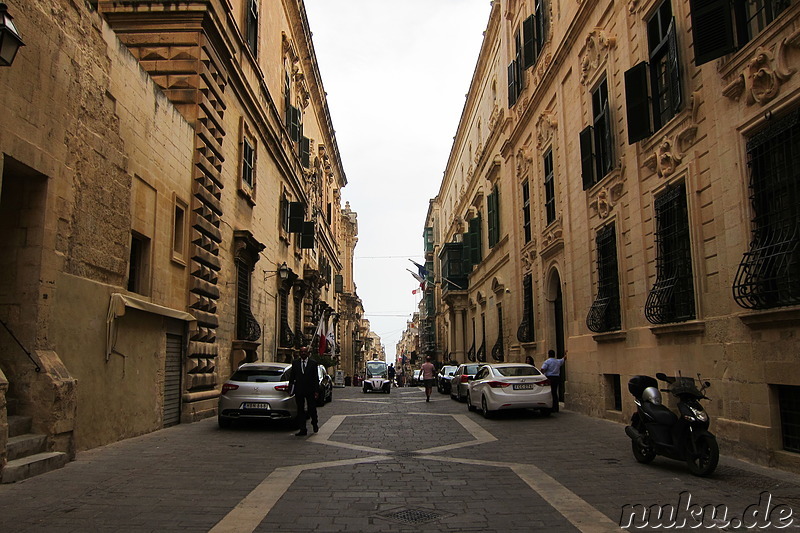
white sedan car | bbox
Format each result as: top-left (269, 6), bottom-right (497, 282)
top-left (467, 363), bottom-right (552, 418)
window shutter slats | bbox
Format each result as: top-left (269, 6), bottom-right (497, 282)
top-left (288, 202), bottom-right (304, 233)
top-left (624, 61), bottom-right (653, 144)
top-left (689, 0), bottom-right (736, 65)
top-left (522, 15), bottom-right (536, 69)
top-left (507, 61), bottom-right (518, 107)
top-left (537, 0), bottom-right (547, 53)
top-left (580, 126), bottom-right (595, 190)
top-left (469, 216), bottom-right (482, 265)
top-left (300, 137), bottom-right (310, 168)
top-left (667, 18), bottom-right (683, 114)
top-left (301, 221), bottom-right (315, 249)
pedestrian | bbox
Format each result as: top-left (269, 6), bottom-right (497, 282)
top-left (420, 356), bottom-right (436, 402)
top-left (524, 355), bottom-right (535, 367)
top-left (541, 349), bottom-right (567, 412)
top-left (288, 346), bottom-right (319, 436)
top-left (388, 363), bottom-right (396, 387)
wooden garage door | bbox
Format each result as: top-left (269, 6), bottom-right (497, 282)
top-left (164, 333), bottom-right (183, 427)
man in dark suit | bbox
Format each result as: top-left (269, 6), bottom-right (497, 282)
top-left (289, 346), bottom-right (319, 436)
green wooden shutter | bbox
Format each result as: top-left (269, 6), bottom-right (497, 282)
top-left (624, 61), bottom-right (652, 144)
top-left (507, 61), bottom-right (518, 107)
top-left (469, 215), bottom-right (482, 265)
top-left (522, 15), bottom-right (536, 69)
top-left (300, 137), bottom-right (310, 167)
top-left (487, 192), bottom-right (496, 248)
top-left (580, 126), bottom-right (595, 190)
top-left (689, 0), bottom-right (736, 65)
top-left (301, 221), bottom-right (315, 249)
top-left (288, 202), bottom-right (304, 233)
top-left (289, 106), bottom-right (301, 143)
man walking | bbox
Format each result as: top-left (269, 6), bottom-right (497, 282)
top-left (420, 356), bottom-right (436, 402)
top-left (289, 346), bottom-right (319, 436)
top-left (541, 350), bottom-right (567, 412)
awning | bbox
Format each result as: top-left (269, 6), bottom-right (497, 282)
top-left (106, 293), bottom-right (197, 361)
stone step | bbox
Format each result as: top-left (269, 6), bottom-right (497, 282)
top-left (7, 415), bottom-right (32, 438)
top-left (1, 452), bottom-right (68, 484)
top-left (7, 433), bottom-right (47, 461)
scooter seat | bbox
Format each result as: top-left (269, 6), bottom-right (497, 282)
top-left (641, 401), bottom-right (679, 426)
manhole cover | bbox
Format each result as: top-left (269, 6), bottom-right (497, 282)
top-left (381, 508), bottom-right (442, 525)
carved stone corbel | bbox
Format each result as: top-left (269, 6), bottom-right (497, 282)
top-left (723, 35), bottom-right (800, 106)
top-left (516, 147), bottom-right (533, 178)
top-left (579, 29), bottom-right (617, 85)
top-left (536, 110), bottom-right (558, 149)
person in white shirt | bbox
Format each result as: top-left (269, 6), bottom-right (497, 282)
top-left (541, 349), bottom-right (567, 412)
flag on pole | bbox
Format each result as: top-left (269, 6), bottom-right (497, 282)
top-left (316, 316), bottom-right (327, 355)
top-left (409, 259), bottom-right (429, 279)
top-left (325, 322), bottom-right (336, 354)
top-left (406, 269), bottom-right (426, 290)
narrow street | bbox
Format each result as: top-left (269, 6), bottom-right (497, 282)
top-left (1, 386), bottom-right (799, 532)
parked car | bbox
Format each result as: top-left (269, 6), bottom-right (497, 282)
top-left (437, 365), bottom-right (458, 394)
top-left (411, 369), bottom-right (423, 387)
top-left (218, 362), bottom-right (296, 428)
top-left (450, 363), bottom-right (482, 401)
top-left (467, 363), bottom-right (552, 418)
top-left (316, 365), bottom-right (333, 405)
top-left (363, 360), bottom-right (392, 393)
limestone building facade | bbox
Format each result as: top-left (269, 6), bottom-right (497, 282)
top-left (425, 0), bottom-right (800, 471)
top-left (0, 0), bottom-right (358, 478)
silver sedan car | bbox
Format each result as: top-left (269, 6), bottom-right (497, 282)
top-left (467, 363), bottom-right (552, 418)
top-left (218, 362), bottom-right (296, 428)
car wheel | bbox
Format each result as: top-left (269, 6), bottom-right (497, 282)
top-left (363, 385), bottom-right (368, 394)
top-left (218, 416), bottom-right (232, 429)
top-left (467, 392), bottom-right (476, 412)
top-left (539, 408), bottom-right (552, 417)
top-left (481, 396), bottom-right (494, 419)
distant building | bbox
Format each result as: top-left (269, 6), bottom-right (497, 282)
top-left (424, 0), bottom-right (800, 472)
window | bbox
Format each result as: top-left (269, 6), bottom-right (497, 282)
top-left (606, 374), bottom-right (623, 411)
top-left (424, 226), bottom-right (434, 253)
top-left (625, 1), bottom-right (682, 144)
top-left (543, 149), bottom-right (556, 224)
top-left (733, 110), bottom-right (800, 310)
top-left (242, 137), bottom-right (255, 189)
top-left (645, 183), bottom-right (696, 324)
top-left (507, 28), bottom-right (524, 107)
top-left (580, 78), bottom-right (614, 190)
top-left (523, 1), bottom-right (548, 69)
top-left (301, 221), bottom-right (315, 249)
top-left (587, 223), bottom-right (621, 332)
top-left (487, 185), bottom-right (501, 248)
top-left (236, 258), bottom-right (260, 341)
top-left (690, 0), bottom-right (793, 65)
top-left (522, 181), bottom-right (532, 243)
top-left (287, 106), bottom-right (302, 143)
top-left (245, 0), bottom-right (258, 57)
top-left (779, 385), bottom-right (800, 453)
top-left (172, 198), bottom-right (187, 260)
top-left (517, 273), bottom-right (536, 342)
top-left (440, 242), bottom-right (468, 291)
top-left (128, 232), bottom-right (150, 295)
top-left (300, 136), bottom-right (310, 168)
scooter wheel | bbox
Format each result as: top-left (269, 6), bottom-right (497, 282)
top-left (631, 435), bottom-right (656, 464)
top-left (686, 435), bottom-right (719, 477)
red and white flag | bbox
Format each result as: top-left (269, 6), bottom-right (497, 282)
top-left (316, 316), bottom-right (327, 355)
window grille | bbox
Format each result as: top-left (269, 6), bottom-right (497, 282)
top-left (492, 306), bottom-right (504, 361)
top-left (733, 110), bottom-right (800, 309)
top-left (477, 314), bottom-right (487, 362)
top-left (779, 385), bottom-right (800, 453)
top-left (279, 289), bottom-right (294, 348)
top-left (587, 223), bottom-right (621, 332)
top-left (517, 273), bottom-right (536, 342)
top-left (645, 183), bottom-right (696, 324)
top-left (467, 340), bottom-right (476, 362)
top-left (236, 259), bottom-right (261, 341)
top-left (544, 149), bottom-right (556, 224)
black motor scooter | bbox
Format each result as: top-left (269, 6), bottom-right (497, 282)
top-left (625, 372), bottom-right (719, 476)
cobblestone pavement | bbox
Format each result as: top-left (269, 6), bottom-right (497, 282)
top-left (2, 386), bottom-right (800, 532)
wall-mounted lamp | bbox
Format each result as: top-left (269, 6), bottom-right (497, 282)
top-left (264, 262), bottom-right (290, 281)
top-left (0, 3), bottom-right (24, 67)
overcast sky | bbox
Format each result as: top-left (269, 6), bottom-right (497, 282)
top-left (304, 0), bottom-right (492, 360)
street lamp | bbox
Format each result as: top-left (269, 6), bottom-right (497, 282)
top-left (0, 3), bottom-right (24, 67)
top-left (264, 262), bottom-right (290, 281)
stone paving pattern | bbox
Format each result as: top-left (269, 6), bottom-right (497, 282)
top-left (1, 386), bottom-right (800, 532)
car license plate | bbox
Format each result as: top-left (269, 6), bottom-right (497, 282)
top-left (242, 402), bottom-right (270, 410)
top-left (513, 383), bottom-right (535, 390)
